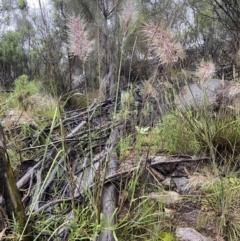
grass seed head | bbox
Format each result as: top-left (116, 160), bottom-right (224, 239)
top-left (195, 60), bottom-right (215, 81)
top-left (67, 15), bottom-right (94, 63)
top-left (143, 23), bottom-right (185, 65)
top-left (120, 0), bottom-right (137, 42)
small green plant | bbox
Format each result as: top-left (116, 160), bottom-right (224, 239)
top-left (0, 75), bottom-right (58, 125)
top-left (7, 215), bottom-right (22, 240)
top-left (68, 205), bottom-right (102, 240)
top-left (118, 135), bottom-right (135, 160)
top-left (116, 86), bottom-right (137, 122)
top-left (7, 75), bottom-right (38, 108)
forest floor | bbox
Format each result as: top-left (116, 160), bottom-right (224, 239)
top-left (1, 77), bottom-right (240, 241)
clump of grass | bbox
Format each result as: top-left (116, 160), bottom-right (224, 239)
top-left (114, 134), bottom-right (176, 240)
top-left (179, 107), bottom-right (240, 163)
top-left (25, 93), bottom-right (57, 119)
top-left (201, 174), bottom-right (240, 240)
top-left (117, 109), bottom-right (202, 156)
top-left (118, 164), bottom-right (175, 238)
top-left (118, 135), bottom-right (136, 161)
top-left (66, 205), bottom-right (101, 240)
top-left (137, 104), bottom-right (240, 163)
top-left (150, 111), bottom-right (202, 155)
top-left (116, 196), bottom-right (172, 241)
top-left (117, 87), bottom-right (136, 120)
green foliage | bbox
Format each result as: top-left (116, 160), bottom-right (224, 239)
top-left (159, 232), bottom-right (175, 241)
top-left (202, 175), bottom-right (240, 240)
top-left (14, 75), bottom-right (38, 95)
top-left (0, 75), bottom-right (57, 127)
top-left (67, 205), bottom-right (102, 240)
top-left (7, 215), bottom-right (22, 240)
top-left (0, 31), bottom-right (22, 62)
top-left (152, 111), bottom-right (201, 154)
top-left (116, 198), bottom-right (169, 241)
top-left (180, 108), bottom-right (240, 163)
top-left (17, 0), bottom-right (27, 9)
top-left (148, 106), bottom-right (240, 163)
top-left (116, 87), bottom-right (138, 121)
top-left (33, 211), bottom-right (67, 239)
top-left (117, 104), bottom-right (240, 158)
top-left (118, 135), bottom-right (134, 160)
top-left (0, 31), bottom-right (28, 83)
top-left (0, 31), bottom-right (25, 64)
top-left (7, 75), bottom-right (38, 109)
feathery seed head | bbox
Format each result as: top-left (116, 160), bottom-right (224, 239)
top-left (67, 16), bottom-right (94, 63)
top-left (121, 0), bottom-right (136, 29)
top-left (120, 0), bottom-right (137, 41)
top-left (143, 23), bottom-right (185, 65)
top-left (195, 60), bottom-right (215, 81)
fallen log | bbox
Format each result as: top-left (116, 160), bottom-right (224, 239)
top-left (97, 155), bottom-right (118, 241)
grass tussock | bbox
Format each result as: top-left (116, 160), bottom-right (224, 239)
top-left (201, 174), bottom-right (240, 240)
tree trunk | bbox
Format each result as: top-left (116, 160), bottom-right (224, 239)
top-left (0, 125), bottom-right (32, 241)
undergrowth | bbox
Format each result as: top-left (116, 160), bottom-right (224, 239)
top-left (2, 5), bottom-right (240, 241)
top-left (115, 84), bottom-right (240, 240)
top-left (1, 75), bottom-right (57, 121)
top-left (4, 72), bottom-right (240, 241)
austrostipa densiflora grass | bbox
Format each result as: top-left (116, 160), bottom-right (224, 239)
top-left (200, 174), bottom-right (240, 240)
top-left (142, 22), bottom-right (185, 65)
